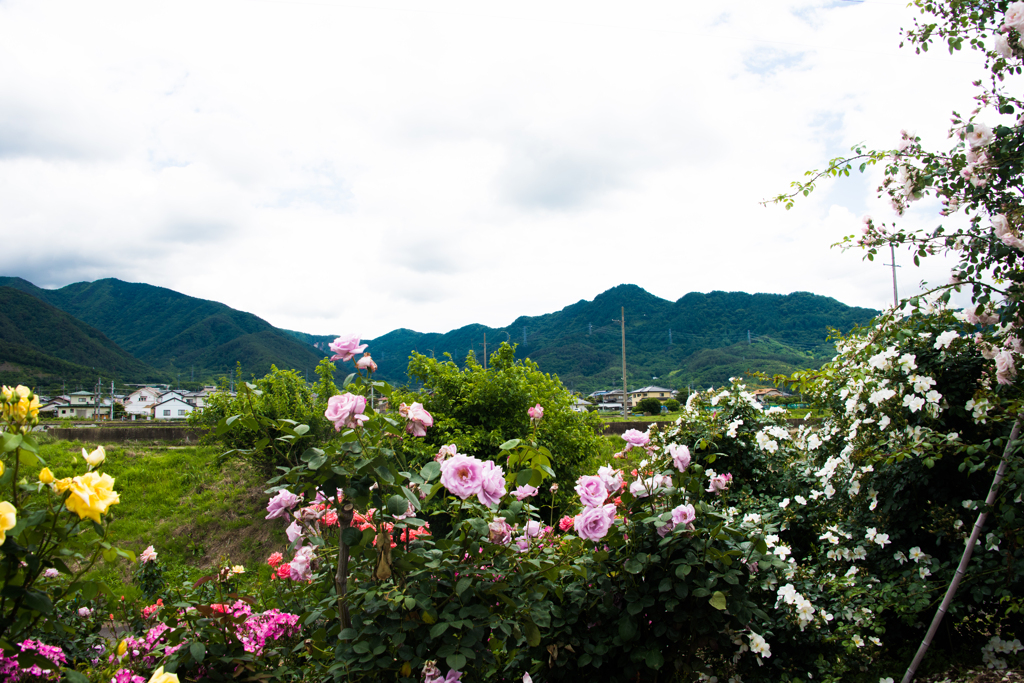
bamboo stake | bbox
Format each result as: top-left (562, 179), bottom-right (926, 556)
top-left (901, 415), bottom-right (1023, 683)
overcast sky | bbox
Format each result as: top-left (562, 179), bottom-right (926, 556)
top-left (0, 0), bottom-right (986, 338)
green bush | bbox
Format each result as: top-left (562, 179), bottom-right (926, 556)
top-left (636, 397), bottom-right (663, 415)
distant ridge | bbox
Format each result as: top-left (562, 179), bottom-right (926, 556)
top-left (288, 284), bottom-right (879, 392)
top-left (0, 277), bottom-right (325, 383)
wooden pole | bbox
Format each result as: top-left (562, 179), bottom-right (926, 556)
top-left (335, 502), bottom-right (355, 630)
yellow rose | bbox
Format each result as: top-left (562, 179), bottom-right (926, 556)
top-left (82, 446), bottom-right (106, 468)
top-left (0, 501), bottom-right (16, 546)
top-left (0, 461), bottom-right (4, 478)
top-left (231, 565), bottom-right (245, 574)
top-left (64, 472), bottom-right (119, 524)
top-left (54, 477), bottom-right (72, 494)
top-left (38, 468), bottom-right (54, 484)
top-left (117, 639), bottom-right (127, 657)
top-left (148, 666), bottom-right (179, 683)
top-left (0, 386), bottom-right (13, 402)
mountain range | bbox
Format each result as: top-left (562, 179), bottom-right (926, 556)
top-left (0, 277), bottom-right (878, 395)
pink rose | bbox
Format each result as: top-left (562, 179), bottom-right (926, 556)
top-left (139, 545), bottom-right (158, 564)
top-left (266, 490), bottom-right (300, 520)
top-left (575, 475), bottom-right (608, 507)
top-left (573, 504), bottom-right (616, 542)
top-left (671, 503), bottom-right (695, 526)
top-left (488, 518), bottom-right (512, 545)
top-left (289, 546), bottom-right (315, 582)
top-left (355, 353), bottom-right (377, 372)
top-left (329, 334), bottom-right (367, 362)
top-left (706, 472), bottom-right (733, 494)
top-left (435, 444), bottom-right (458, 462)
top-left (513, 485), bottom-right (539, 500)
top-left (286, 521), bottom-right (303, 543)
top-left (668, 444), bottom-right (691, 472)
top-left (325, 393), bottom-right (368, 431)
top-left (440, 454), bottom-right (484, 500)
top-left (996, 349), bottom-right (1017, 385)
top-left (528, 404), bottom-right (544, 421)
top-left (597, 465), bottom-right (623, 492)
top-left (558, 515), bottom-right (575, 531)
top-left (401, 402), bottom-right (433, 437)
top-left (477, 460), bottom-right (506, 507)
top-left (621, 429), bottom-right (649, 450)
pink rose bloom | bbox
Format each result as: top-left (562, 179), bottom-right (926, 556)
top-left (355, 353), bottom-right (377, 373)
top-left (522, 520), bottom-right (544, 538)
top-left (706, 473), bottom-right (733, 494)
top-left (621, 429), bottom-right (649, 450)
top-left (575, 475), bottom-right (608, 507)
top-left (558, 515), bottom-right (575, 531)
top-left (289, 546), bottom-right (315, 582)
top-left (574, 504), bottom-right (617, 542)
top-left (671, 503), bottom-right (696, 526)
top-left (401, 402), bottom-right (433, 437)
top-left (266, 490), bottom-right (300, 520)
top-left (597, 465), bottom-right (623, 492)
top-left (668, 444), bottom-right (691, 472)
top-left (996, 349), bottom-right (1017, 385)
top-left (440, 454), bottom-right (485, 500)
top-left (435, 444), bottom-right (458, 462)
top-left (325, 393), bottom-right (368, 431)
top-left (488, 518), bottom-right (512, 545)
top-left (528, 404), bottom-right (544, 421)
top-left (1003, 1), bottom-right (1024, 32)
top-left (656, 521), bottom-right (675, 538)
top-left (43, 568), bottom-right (60, 578)
top-left (513, 485), bottom-right (539, 500)
top-left (286, 520), bottom-right (303, 543)
top-left (276, 563), bottom-right (291, 580)
top-left (328, 334), bottom-right (367, 362)
top-left (139, 545), bottom-right (158, 564)
top-left (477, 461), bottom-right (506, 507)
top-left (266, 552), bottom-right (284, 568)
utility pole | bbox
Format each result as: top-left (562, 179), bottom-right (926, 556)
top-left (110, 380), bottom-right (114, 420)
top-left (884, 242), bottom-right (901, 306)
top-left (614, 307), bottom-right (628, 418)
top-left (588, 323), bottom-right (592, 336)
top-left (748, 330), bottom-right (751, 345)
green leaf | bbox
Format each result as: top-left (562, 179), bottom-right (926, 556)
top-left (420, 461), bottom-right (441, 482)
top-left (499, 439), bottom-right (522, 450)
top-left (709, 591), bottom-right (727, 611)
top-left (618, 616), bottom-right (636, 641)
top-left (21, 591), bottom-right (52, 615)
top-left (341, 528), bottom-right (362, 547)
top-left (429, 622), bottom-right (448, 638)
top-left (624, 558), bottom-right (643, 574)
top-left (446, 653), bottom-right (467, 671)
top-left (190, 641), bottom-right (206, 663)
top-left (307, 453), bottom-right (328, 470)
top-left (455, 577), bottom-right (472, 597)
top-left (64, 671), bottom-right (90, 683)
top-left (515, 469), bottom-right (533, 487)
top-left (387, 494), bottom-right (409, 517)
top-left (523, 620), bottom-right (541, 647)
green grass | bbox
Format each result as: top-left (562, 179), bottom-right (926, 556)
top-left (33, 438), bottom-right (285, 598)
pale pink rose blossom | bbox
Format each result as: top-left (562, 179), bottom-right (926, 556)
top-left (672, 503), bottom-right (696, 526)
top-left (575, 475), bottom-right (608, 507)
top-left (574, 504), bottom-right (617, 542)
top-left (435, 444), bottom-right (459, 462)
top-left (706, 472), bottom-right (733, 494)
top-left (355, 353), bottom-right (377, 373)
top-left (996, 33), bottom-right (1014, 58)
top-left (668, 444), bottom-right (691, 472)
top-left (512, 485), bottom-right (539, 500)
top-left (440, 454), bottom-right (485, 500)
top-left (1003, 2), bottom-right (1024, 33)
top-left (621, 429), bottom-right (649, 449)
top-left (488, 518), bottom-right (512, 545)
top-left (966, 122), bottom-right (994, 148)
top-left (527, 404), bottom-right (544, 421)
top-left (328, 334), bottom-right (367, 362)
top-left (996, 349), bottom-right (1017, 385)
top-left (289, 546), bottom-right (315, 582)
top-left (139, 545), bottom-right (158, 564)
top-left (597, 465), bottom-right (623, 492)
top-left (477, 461), bottom-right (506, 507)
top-left (325, 393), bottom-right (368, 431)
top-left (400, 402), bottom-right (433, 437)
top-left (286, 520), bottom-right (304, 544)
top-left (266, 490), bottom-right (300, 520)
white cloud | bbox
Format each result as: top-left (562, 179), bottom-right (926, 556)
top-left (0, 0), bottom-right (996, 338)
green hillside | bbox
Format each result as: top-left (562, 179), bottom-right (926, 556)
top-left (296, 285), bottom-right (878, 393)
top-left (0, 277), bottom-right (325, 381)
top-left (0, 287), bottom-right (166, 389)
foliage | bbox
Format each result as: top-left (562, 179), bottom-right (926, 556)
top-left (635, 397), bottom-right (663, 415)
top-left (191, 362), bottom-right (337, 472)
top-left (665, 398), bottom-right (681, 412)
top-left (401, 343), bottom-right (605, 507)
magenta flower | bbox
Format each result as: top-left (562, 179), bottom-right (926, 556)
top-left (573, 504), bottom-right (616, 542)
top-left (440, 454), bottom-right (484, 500)
top-left (477, 460), bottom-right (506, 507)
top-left (668, 444), bottom-right (691, 472)
top-left (325, 393), bottom-right (368, 431)
top-left (328, 334), bottom-right (367, 362)
top-left (513, 484), bottom-right (539, 500)
top-left (621, 429), bottom-right (649, 450)
top-left (528, 404), bottom-right (544, 421)
top-left (266, 490), bottom-right (300, 520)
top-left (706, 472), bottom-right (733, 494)
top-left (400, 402), bottom-right (433, 437)
top-left (558, 515), bottom-right (575, 531)
top-left (575, 475), bottom-right (608, 507)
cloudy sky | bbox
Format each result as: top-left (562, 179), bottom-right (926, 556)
top-left (0, 0), bottom-right (985, 338)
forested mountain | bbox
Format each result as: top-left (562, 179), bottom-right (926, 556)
top-left (0, 277), bottom-right (324, 384)
top-left (0, 287), bottom-right (166, 389)
top-left (298, 285), bottom-right (879, 393)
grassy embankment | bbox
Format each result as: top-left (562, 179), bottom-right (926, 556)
top-left (34, 437), bottom-right (284, 601)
